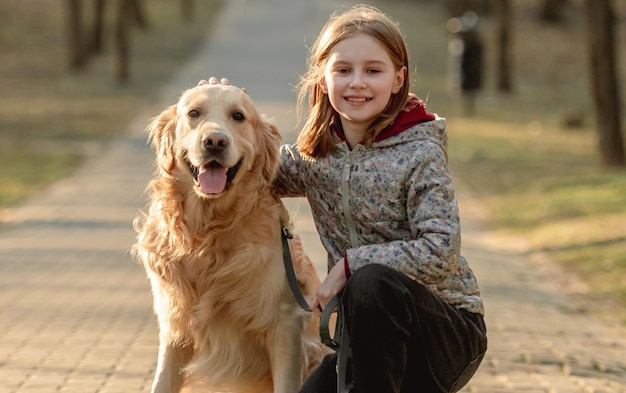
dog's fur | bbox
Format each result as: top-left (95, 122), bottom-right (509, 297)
top-left (133, 84), bottom-right (326, 393)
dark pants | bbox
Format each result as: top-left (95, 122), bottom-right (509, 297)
top-left (300, 264), bottom-right (487, 393)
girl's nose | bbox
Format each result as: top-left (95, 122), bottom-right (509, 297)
top-left (349, 72), bottom-right (366, 88)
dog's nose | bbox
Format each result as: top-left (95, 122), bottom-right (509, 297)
top-left (202, 132), bottom-right (229, 152)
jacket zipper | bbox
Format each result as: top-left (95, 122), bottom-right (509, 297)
top-left (342, 144), bottom-right (361, 247)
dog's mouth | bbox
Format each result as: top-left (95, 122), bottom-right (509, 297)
top-left (186, 158), bottom-right (243, 195)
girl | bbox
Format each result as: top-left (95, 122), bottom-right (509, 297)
top-left (205, 5), bottom-right (487, 392)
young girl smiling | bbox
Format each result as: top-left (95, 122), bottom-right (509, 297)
top-left (277, 5), bottom-right (487, 393)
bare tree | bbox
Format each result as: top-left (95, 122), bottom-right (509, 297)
top-left (114, 0), bottom-right (132, 83)
top-left (181, 0), bottom-right (194, 22)
top-left (493, 0), bottom-right (512, 93)
top-left (66, 0), bottom-right (87, 69)
top-left (90, 0), bottom-right (106, 54)
top-left (540, 0), bottom-right (567, 23)
top-left (130, 0), bottom-right (149, 29)
top-left (584, 0), bottom-right (624, 167)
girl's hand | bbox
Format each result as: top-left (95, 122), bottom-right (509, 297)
top-left (198, 77), bottom-right (230, 86)
top-left (197, 77), bottom-right (246, 93)
top-left (310, 260), bottom-right (348, 317)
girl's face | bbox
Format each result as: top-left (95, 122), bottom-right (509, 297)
top-left (321, 33), bottom-right (406, 135)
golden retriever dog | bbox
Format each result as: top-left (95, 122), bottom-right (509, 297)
top-left (133, 84), bottom-right (326, 393)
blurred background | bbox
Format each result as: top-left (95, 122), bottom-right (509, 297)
top-left (0, 0), bottom-right (624, 322)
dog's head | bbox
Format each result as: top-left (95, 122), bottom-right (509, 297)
top-left (147, 84), bottom-right (282, 200)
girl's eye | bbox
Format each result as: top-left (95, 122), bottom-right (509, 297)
top-left (232, 112), bottom-right (245, 121)
top-left (188, 109), bottom-right (200, 118)
top-left (367, 69), bottom-right (381, 73)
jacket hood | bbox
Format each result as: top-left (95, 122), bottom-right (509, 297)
top-left (373, 96), bottom-right (448, 155)
top-left (374, 95), bottom-right (436, 141)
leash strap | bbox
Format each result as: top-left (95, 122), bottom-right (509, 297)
top-left (280, 223), bottom-right (352, 392)
top-left (320, 295), bottom-right (341, 350)
top-left (320, 294), bottom-right (353, 393)
top-left (281, 223), bottom-right (311, 312)
top-left (337, 325), bottom-right (353, 393)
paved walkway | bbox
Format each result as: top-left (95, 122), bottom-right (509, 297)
top-left (1, 0), bottom-right (624, 392)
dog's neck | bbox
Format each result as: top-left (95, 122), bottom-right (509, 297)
top-left (183, 185), bottom-right (277, 235)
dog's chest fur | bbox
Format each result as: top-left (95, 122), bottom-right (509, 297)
top-left (158, 204), bottom-right (290, 340)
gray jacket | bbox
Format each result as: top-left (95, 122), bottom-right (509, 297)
top-left (275, 118), bottom-right (484, 315)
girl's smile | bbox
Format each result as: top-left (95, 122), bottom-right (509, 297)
top-left (345, 97), bottom-right (371, 103)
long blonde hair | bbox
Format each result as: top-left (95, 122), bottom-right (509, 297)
top-left (296, 4), bottom-right (410, 158)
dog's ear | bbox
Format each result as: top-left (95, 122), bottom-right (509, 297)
top-left (147, 104), bottom-right (177, 174)
top-left (256, 116), bottom-right (282, 184)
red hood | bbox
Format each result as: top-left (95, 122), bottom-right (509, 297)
top-left (374, 95), bottom-right (436, 142)
top-left (334, 95), bottom-right (436, 143)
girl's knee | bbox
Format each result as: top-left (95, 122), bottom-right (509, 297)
top-left (343, 264), bottom-right (408, 307)
top-left (347, 263), bottom-right (387, 286)
top-left (343, 264), bottom-right (433, 311)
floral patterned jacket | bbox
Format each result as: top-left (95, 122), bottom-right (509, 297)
top-left (274, 113), bottom-right (484, 315)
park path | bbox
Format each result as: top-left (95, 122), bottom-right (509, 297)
top-left (0, 0), bottom-right (624, 392)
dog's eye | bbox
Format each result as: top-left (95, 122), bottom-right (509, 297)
top-left (188, 109), bottom-right (200, 118)
top-left (232, 112), bottom-right (245, 122)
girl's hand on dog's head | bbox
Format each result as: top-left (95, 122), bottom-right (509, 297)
top-left (198, 77), bottom-right (246, 93)
top-left (198, 77), bottom-right (229, 85)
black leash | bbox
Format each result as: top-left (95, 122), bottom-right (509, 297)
top-left (320, 294), bottom-right (353, 393)
top-left (281, 222), bottom-right (311, 312)
top-left (281, 223), bottom-right (352, 392)
top-left (319, 295), bottom-right (341, 350)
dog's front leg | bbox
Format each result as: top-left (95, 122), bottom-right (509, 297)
top-left (151, 342), bottom-right (193, 393)
top-left (269, 317), bottom-right (306, 393)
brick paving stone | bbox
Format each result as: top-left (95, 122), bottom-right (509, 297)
top-left (1, 0), bottom-right (625, 392)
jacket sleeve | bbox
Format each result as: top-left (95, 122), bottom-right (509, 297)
top-left (345, 141), bottom-right (461, 285)
top-left (273, 143), bottom-right (307, 198)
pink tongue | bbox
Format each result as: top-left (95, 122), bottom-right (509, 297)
top-left (198, 165), bottom-right (228, 194)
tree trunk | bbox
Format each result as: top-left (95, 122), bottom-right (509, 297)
top-left (130, 0), bottom-right (148, 29)
top-left (181, 0), bottom-right (194, 22)
top-left (114, 0), bottom-right (131, 84)
top-left (90, 0), bottom-right (106, 54)
top-left (584, 0), bottom-right (625, 168)
top-left (66, 0), bottom-right (86, 69)
top-left (493, 0), bottom-right (512, 92)
top-left (540, 0), bottom-right (567, 23)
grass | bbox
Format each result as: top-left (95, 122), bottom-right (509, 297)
top-left (0, 0), bottom-right (223, 207)
top-left (0, 147), bottom-right (78, 207)
top-left (1, 0), bottom-right (625, 320)
top-left (447, 118), bottom-right (626, 310)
